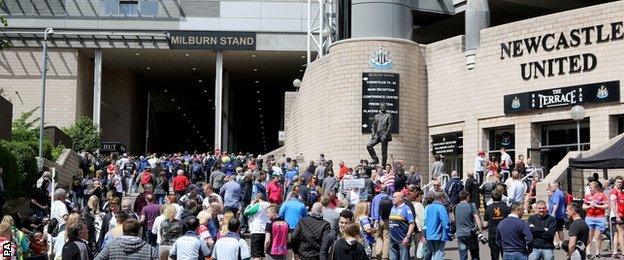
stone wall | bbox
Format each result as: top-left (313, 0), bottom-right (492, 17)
top-left (100, 69), bottom-right (143, 153)
top-left (0, 48), bottom-right (84, 128)
top-left (43, 149), bottom-right (83, 189)
top-left (284, 38), bottom-right (429, 172)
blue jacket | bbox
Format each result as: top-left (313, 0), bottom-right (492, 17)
top-left (423, 201), bottom-right (451, 241)
top-left (445, 177), bottom-right (463, 205)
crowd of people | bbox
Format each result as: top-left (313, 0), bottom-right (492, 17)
top-left (0, 146), bottom-right (619, 260)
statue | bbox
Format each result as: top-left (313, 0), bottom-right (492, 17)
top-left (367, 103), bottom-right (393, 166)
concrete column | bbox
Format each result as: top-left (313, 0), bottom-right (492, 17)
top-left (214, 51), bottom-right (223, 150)
top-left (93, 49), bottom-right (102, 128)
top-left (465, 0), bottom-right (489, 69)
top-left (590, 113), bottom-right (610, 148)
top-left (351, 0), bottom-right (413, 39)
top-left (514, 121), bottom-right (532, 160)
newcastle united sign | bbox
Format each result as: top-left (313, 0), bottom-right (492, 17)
top-left (168, 31), bottom-right (256, 50)
top-left (504, 80), bottom-right (620, 114)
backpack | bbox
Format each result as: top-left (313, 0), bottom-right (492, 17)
top-left (307, 187), bottom-right (319, 205)
top-left (192, 163), bottom-right (202, 176)
top-left (378, 196), bottom-right (393, 221)
top-left (140, 172), bottom-right (152, 185)
top-left (254, 183), bottom-right (267, 198)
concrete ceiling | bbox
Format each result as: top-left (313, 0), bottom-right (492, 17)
top-left (96, 48), bottom-right (306, 153)
top-left (413, 0), bottom-right (619, 44)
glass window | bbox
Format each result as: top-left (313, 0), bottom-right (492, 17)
top-left (541, 120), bottom-right (589, 146)
top-left (618, 117), bottom-right (624, 135)
top-left (488, 128), bottom-right (515, 151)
top-left (119, 1), bottom-right (138, 15)
top-left (140, 0), bottom-right (158, 16)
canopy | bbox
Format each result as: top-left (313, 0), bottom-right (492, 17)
top-left (569, 135), bottom-right (624, 169)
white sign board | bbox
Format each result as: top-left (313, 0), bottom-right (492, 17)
top-left (342, 179), bottom-right (366, 189)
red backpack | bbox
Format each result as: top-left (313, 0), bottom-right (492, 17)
top-left (140, 172), bottom-right (152, 185)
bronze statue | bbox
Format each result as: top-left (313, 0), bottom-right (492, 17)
top-left (367, 103), bottom-right (393, 166)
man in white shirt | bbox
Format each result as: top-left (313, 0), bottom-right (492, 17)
top-left (201, 183), bottom-right (223, 209)
top-left (51, 188), bottom-right (69, 227)
top-left (474, 151), bottom-right (486, 184)
top-left (500, 148), bottom-right (513, 182)
top-left (243, 194), bottom-right (270, 260)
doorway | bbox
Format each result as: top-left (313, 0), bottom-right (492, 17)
top-left (539, 120), bottom-right (590, 175)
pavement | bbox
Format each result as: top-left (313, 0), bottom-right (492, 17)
top-left (438, 236), bottom-right (613, 259)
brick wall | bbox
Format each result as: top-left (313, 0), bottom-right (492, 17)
top-left (100, 69), bottom-right (142, 153)
top-left (283, 91), bottom-right (297, 136)
top-left (284, 38), bottom-right (429, 172)
top-left (426, 1), bottom-right (624, 174)
top-left (0, 48), bottom-right (82, 128)
top-left (75, 51), bottom-right (94, 120)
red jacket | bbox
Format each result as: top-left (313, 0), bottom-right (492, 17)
top-left (266, 181), bottom-right (283, 205)
top-left (173, 175), bottom-right (189, 192)
top-left (338, 165), bottom-right (348, 180)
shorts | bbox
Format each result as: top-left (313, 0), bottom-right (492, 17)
top-left (585, 216), bottom-right (606, 231)
top-left (556, 218), bottom-right (565, 231)
top-left (250, 233), bottom-right (266, 257)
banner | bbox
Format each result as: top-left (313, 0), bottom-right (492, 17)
top-left (168, 31), bottom-right (256, 50)
top-left (504, 80), bottom-right (620, 114)
top-left (342, 179), bottom-right (366, 189)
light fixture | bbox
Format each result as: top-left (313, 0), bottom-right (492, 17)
top-left (204, 90), bottom-right (208, 93)
top-left (192, 67), bottom-right (197, 71)
top-left (192, 125), bottom-right (196, 128)
top-left (301, 55), bottom-right (306, 59)
top-left (182, 113), bottom-right (186, 116)
top-left (299, 69), bottom-right (303, 72)
top-left (196, 130), bottom-right (200, 133)
top-left (177, 106), bottom-right (181, 110)
top-left (255, 80), bottom-right (259, 84)
top-left (256, 90), bottom-right (260, 94)
top-left (198, 79), bottom-right (203, 83)
top-left (185, 53), bottom-right (190, 56)
top-left (293, 79), bottom-right (302, 88)
top-left (252, 54), bottom-right (256, 58)
top-left (253, 68), bottom-right (258, 72)
top-left (171, 98), bottom-right (175, 102)
top-left (164, 89), bottom-right (168, 93)
top-left (135, 52), bottom-right (140, 56)
top-left (146, 67), bottom-right (151, 70)
top-left (321, 27), bottom-right (332, 38)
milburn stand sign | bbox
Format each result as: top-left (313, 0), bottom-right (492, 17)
top-left (504, 80), bottom-right (620, 114)
top-left (362, 72), bottom-right (399, 133)
top-left (168, 31), bottom-right (256, 50)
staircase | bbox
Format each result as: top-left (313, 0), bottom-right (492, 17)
top-left (536, 133), bottom-right (624, 201)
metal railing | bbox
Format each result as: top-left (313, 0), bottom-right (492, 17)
top-left (421, 173), bottom-right (450, 191)
top-left (521, 168), bottom-right (544, 182)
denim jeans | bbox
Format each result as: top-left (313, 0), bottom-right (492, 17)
top-left (458, 236), bottom-right (479, 260)
top-left (503, 251), bottom-right (528, 260)
top-left (423, 240), bottom-right (445, 260)
top-left (528, 248), bottom-right (554, 260)
top-left (389, 242), bottom-right (410, 260)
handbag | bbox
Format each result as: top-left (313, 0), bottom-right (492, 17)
top-left (416, 240), bottom-right (425, 258)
